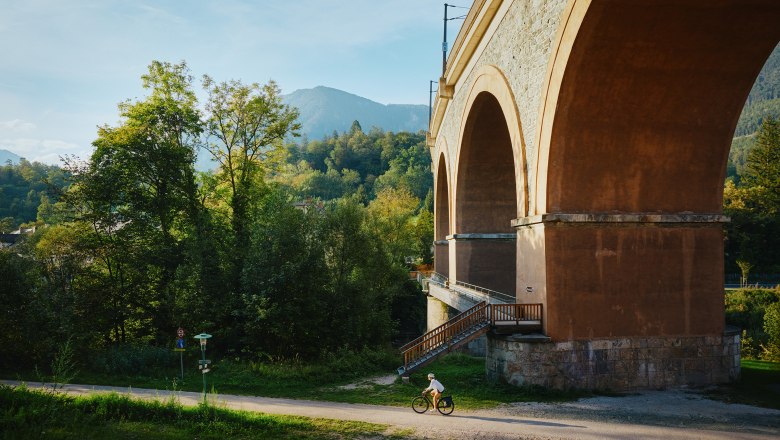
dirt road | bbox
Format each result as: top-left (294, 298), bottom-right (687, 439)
top-left (4, 381), bottom-right (778, 439)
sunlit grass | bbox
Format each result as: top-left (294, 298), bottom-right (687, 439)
top-left (0, 384), bottom-right (407, 440)
top-left (4, 352), bottom-right (584, 411)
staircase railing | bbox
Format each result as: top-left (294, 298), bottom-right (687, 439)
top-left (399, 301), bottom-right (545, 375)
top-left (400, 301), bottom-right (490, 371)
top-left (491, 303), bottom-right (543, 323)
top-left (453, 280), bottom-right (515, 303)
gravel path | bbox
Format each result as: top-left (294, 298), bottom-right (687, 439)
top-left (4, 380), bottom-right (779, 439)
top-left (489, 390), bottom-right (780, 436)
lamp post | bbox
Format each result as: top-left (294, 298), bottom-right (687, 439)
top-left (193, 333), bottom-right (212, 403)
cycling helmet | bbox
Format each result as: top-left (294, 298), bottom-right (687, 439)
top-left (427, 373), bottom-right (435, 379)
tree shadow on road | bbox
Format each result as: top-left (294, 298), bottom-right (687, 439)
top-left (450, 414), bottom-right (586, 428)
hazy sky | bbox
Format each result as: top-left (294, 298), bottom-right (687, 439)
top-left (0, 0), bottom-right (471, 164)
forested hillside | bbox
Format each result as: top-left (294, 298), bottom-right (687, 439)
top-left (0, 160), bottom-right (67, 231)
top-left (273, 121), bottom-right (432, 203)
top-left (729, 43), bottom-right (780, 180)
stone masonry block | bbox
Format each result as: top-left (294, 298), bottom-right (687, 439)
top-left (648, 338), bottom-right (664, 348)
top-left (665, 338), bottom-right (682, 348)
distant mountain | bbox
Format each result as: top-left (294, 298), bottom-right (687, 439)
top-left (0, 149), bottom-right (21, 165)
top-left (283, 86), bottom-right (428, 140)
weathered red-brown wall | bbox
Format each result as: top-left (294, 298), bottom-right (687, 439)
top-left (544, 224), bottom-right (724, 340)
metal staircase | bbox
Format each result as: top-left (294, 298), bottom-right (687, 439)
top-left (396, 301), bottom-right (543, 376)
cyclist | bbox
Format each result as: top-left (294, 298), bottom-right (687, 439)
top-left (422, 373), bottom-right (445, 411)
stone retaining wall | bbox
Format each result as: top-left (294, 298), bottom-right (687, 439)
top-left (486, 328), bottom-right (740, 390)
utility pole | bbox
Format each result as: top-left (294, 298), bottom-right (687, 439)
top-left (443, 3), bottom-right (449, 75)
top-left (442, 4), bottom-right (467, 76)
top-left (429, 80), bottom-right (438, 129)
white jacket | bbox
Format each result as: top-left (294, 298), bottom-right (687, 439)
top-left (425, 379), bottom-right (444, 393)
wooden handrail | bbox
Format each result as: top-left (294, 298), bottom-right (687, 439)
top-left (399, 301), bottom-right (487, 352)
top-left (400, 302), bottom-right (544, 374)
top-left (402, 302), bottom-right (490, 370)
top-left (490, 303), bottom-right (543, 322)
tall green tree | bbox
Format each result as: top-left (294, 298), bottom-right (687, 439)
top-left (202, 77), bottom-right (300, 308)
top-left (62, 60), bottom-right (202, 343)
top-left (742, 117), bottom-right (780, 213)
top-left (241, 187), bottom-right (327, 357)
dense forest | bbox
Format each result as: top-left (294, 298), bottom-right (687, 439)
top-left (0, 62), bottom-right (432, 371)
top-left (0, 160), bottom-right (67, 232)
top-left (728, 43), bottom-right (780, 180)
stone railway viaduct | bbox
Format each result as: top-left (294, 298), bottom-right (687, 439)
top-left (425, 0), bottom-right (780, 390)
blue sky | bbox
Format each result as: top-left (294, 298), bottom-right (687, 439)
top-left (0, 0), bottom-right (471, 164)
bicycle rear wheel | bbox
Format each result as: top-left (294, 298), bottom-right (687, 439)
top-left (437, 398), bottom-right (454, 415)
top-left (412, 396), bottom-right (429, 414)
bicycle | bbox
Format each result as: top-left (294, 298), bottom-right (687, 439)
top-left (412, 393), bottom-right (455, 415)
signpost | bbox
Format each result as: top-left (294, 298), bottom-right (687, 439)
top-left (174, 327), bottom-right (186, 380)
top-left (194, 333), bottom-right (212, 403)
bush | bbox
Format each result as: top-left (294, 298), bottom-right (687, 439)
top-left (89, 345), bottom-right (177, 376)
top-left (762, 302), bottom-right (780, 361)
top-left (725, 288), bottom-right (780, 359)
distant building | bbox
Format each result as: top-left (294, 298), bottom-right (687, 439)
top-left (0, 225), bottom-right (38, 248)
top-left (292, 197), bottom-right (324, 213)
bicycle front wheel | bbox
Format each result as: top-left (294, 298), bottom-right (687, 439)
top-left (412, 396), bottom-right (429, 414)
top-left (437, 400), bottom-right (454, 415)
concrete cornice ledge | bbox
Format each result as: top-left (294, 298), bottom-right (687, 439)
top-left (446, 233), bottom-right (516, 240)
top-left (512, 213), bottom-right (731, 228)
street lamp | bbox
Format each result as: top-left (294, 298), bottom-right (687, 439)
top-left (193, 333), bottom-right (212, 403)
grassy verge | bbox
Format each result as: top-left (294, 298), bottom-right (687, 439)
top-left (0, 384), bottom-right (411, 440)
top-left (314, 353), bottom-right (588, 409)
top-left (4, 353), bottom-right (585, 410)
top-left (706, 360), bottom-right (780, 409)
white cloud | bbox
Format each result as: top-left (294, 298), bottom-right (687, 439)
top-left (0, 137), bottom-right (91, 165)
top-left (0, 119), bottom-right (36, 132)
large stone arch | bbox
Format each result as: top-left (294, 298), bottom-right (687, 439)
top-left (433, 151), bottom-right (451, 277)
top-left (526, 0), bottom-right (780, 341)
top-left (454, 64), bottom-right (529, 222)
top-left (535, 0), bottom-right (780, 214)
top-left (450, 65), bottom-right (526, 296)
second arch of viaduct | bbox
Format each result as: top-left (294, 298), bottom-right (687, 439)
top-left (428, 0), bottom-right (780, 389)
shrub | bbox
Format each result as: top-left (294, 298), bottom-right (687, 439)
top-left (762, 302), bottom-right (780, 361)
top-left (725, 288), bottom-right (780, 359)
top-left (89, 345), bottom-right (177, 376)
